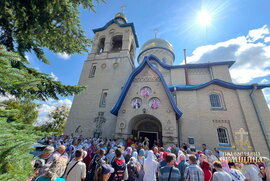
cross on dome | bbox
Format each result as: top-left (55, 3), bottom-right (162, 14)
top-left (153, 28), bottom-right (158, 38)
top-left (120, 5), bottom-right (127, 13)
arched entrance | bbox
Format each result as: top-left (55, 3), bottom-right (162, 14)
top-left (129, 114), bottom-right (162, 148)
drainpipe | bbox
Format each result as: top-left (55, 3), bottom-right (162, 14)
top-left (174, 86), bottom-right (181, 146)
top-left (249, 84), bottom-right (270, 153)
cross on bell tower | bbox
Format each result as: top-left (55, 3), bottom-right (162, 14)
top-left (120, 5), bottom-right (127, 13)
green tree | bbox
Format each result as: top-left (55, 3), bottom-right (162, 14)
top-left (0, 45), bottom-right (85, 100)
top-left (0, 0), bottom-right (103, 63)
top-left (1, 99), bottom-right (38, 125)
top-left (0, 0), bottom-right (103, 179)
top-left (41, 104), bottom-right (70, 134)
top-left (0, 116), bottom-right (45, 181)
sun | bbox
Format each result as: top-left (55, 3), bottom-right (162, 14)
top-left (197, 11), bottom-right (212, 26)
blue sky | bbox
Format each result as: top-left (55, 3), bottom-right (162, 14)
top-left (24, 0), bottom-right (270, 124)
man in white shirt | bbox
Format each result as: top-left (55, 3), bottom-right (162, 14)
top-left (228, 161), bottom-right (246, 181)
top-left (63, 149), bottom-right (86, 181)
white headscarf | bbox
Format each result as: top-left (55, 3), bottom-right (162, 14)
top-left (143, 150), bottom-right (158, 181)
top-left (106, 148), bottom-right (115, 164)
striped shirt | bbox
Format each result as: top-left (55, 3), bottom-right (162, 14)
top-left (184, 164), bottom-right (204, 181)
top-left (159, 166), bottom-right (181, 181)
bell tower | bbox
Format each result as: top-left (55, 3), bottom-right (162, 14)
top-left (64, 12), bottom-right (139, 138)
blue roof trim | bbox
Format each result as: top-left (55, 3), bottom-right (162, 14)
top-left (168, 79), bottom-right (270, 91)
top-left (144, 55), bottom-right (235, 69)
top-left (138, 47), bottom-right (175, 63)
top-left (92, 18), bottom-right (139, 48)
top-left (111, 56), bottom-right (183, 120)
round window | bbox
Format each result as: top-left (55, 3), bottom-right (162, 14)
top-left (131, 97), bottom-right (142, 109)
top-left (149, 97), bottom-right (160, 109)
top-left (140, 87), bottom-right (152, 98)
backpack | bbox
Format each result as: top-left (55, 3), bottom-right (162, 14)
top-left (127, 163), bottom-right (138, 180)
top-left (111, 159), bottom-right (126, 181)
top-left (86, 154), bottom-right (105, 181)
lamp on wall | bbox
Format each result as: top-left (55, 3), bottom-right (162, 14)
top-left (143, 108), bottom-right (146, 114)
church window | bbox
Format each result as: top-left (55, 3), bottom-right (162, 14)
top-left (89, 63), bottom-right (97, 77)
top-left (217, 127), bottom-right (229, 144)
top-left (149, 97), bottom-right (160, 109)
top-left (140, 87), bottom-right (152, 98)
top-left (97, 38), bottom-right (105, 53)
top-left (131, 97), bottom-right (142, 109)
top-left (209, 93), bottom-right (222, 109)
top-left (99, 89), bottom-right (108, 107)
top-left (111, 35), bottom-right (123, 52)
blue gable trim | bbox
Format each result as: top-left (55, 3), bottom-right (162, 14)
top-left (111, 56), bottom-right (183, 120)
top-left (146, 55), bottom-right (235, 69)
top-left (93, 19), bottom-right (139, 48)
top-left (168, 79), bottom-right (270, 91)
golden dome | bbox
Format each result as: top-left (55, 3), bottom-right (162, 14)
top-left (140, 38), bottom-right (173, 53)
top-left (115, 12), bottom-right (127, 22)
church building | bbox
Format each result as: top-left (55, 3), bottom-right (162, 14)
top-left (64, 13), bottom-right (270, 156)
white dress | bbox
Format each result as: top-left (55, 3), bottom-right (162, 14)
top-left (143, 150), bottom-right (158, 181)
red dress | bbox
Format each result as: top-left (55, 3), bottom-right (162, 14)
top-left (201, 160), bottom-right (212, 181)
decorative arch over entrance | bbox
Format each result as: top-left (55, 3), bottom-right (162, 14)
top-left (129, 114), bottom-right (162, 148)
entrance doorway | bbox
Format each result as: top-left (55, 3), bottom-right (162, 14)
top-left (138, 131), bottom-right (158, 148)
top-left (130, 114), bottom-right (162, 148)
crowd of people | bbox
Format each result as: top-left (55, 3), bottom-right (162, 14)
top-left (29, 135), bottom-right (270, 181)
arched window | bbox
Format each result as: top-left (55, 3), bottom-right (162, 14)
top-left (111, 35), bottom-right (123, 52)
top-left (209, 93), bottom-right (222, 109)
top-left (217, 127), bottom-right (229, 144)
top-left (97, 38), bottom-right (105, 53)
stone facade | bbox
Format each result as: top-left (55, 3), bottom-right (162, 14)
top-left (65, 14), bottom-right (270, 157)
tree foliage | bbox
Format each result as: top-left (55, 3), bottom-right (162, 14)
top-left (0, 45), bottom-right (86, 100)
top-left (0, 116), bottom-right (45, 181)
top-left (0, 0), bottom-right (103, 63)
top-left (1, 99), bottom-right (39, 125)
top-left (41, 104), bottom-right (70, 134)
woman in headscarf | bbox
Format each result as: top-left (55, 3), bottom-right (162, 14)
top-left (131, 149), bottom-right (138, 161)
top-left (105, 148), bottom-right (115, 164)
top-left (175, 150), bottom-right (184, 166)
top-left (127, 157), bottom-right (139, 181)
top-left (143, 150), bottom-right (158, 181)
top-left (159, 152), bottom-right (168, 168)
top-left (125, 147), bottom-right (132, 163)
top-left (137, 149), bottom-right (145, 181)
top-left (221, 159), bottom-right (231, 174)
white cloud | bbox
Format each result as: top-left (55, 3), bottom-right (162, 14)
top-left (35, 99), bottom-right (72, 126)
top-left (187, 25), bottom-right (270, 83)
top-left (247, 25), bottom-right (269, 42)
top-left (260, 79), bottom-right (269, 84)
top-left (57, 52), bottom-right (70, 60)
top-left (264, 37), bottom-right (270, 43)
top-left (50, 72), bottom-right (58, 81)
